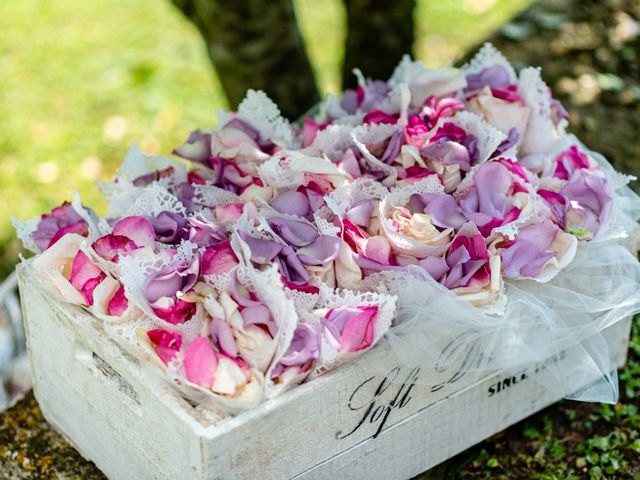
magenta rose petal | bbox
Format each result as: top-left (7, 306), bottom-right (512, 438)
top-left (107, 286), bottom-right (129, 316)
top-left (147, 329), bottom-right (182, 366)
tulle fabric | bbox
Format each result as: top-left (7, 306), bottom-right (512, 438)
top-left (366, 139), bottom-right (640, 403)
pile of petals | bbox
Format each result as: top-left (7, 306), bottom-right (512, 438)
top-left (15, 44), bottom-right (631, 413)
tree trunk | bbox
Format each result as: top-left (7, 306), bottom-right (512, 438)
top-left (172, 0), bottom-right (319, 120)
top-left (342, 0), bottom-right (415, 88)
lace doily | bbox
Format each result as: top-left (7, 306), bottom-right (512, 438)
top-left (462, 42), bottom-right (517, 83)
top-left (518, 67), bottom-right (564, 156)
top-left (237, 90), bottom-right (295, 148)
top-left (325, 177), bottom-right (389, 218)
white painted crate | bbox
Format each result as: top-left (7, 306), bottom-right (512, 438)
top-left (18, 266), bottom-right (631, 480)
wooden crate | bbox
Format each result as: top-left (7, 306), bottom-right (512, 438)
top-left (18, 266), bottom-right (631, 480)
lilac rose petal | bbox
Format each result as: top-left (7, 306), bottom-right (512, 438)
top-left (466, 64), bottom-right (511, 91)
top-left (147, 328), bottom-right (182, 366)
top-left (346, 199), bottom-right (374, 228)
top-left (421, 194), bottom-right (467, 229)
top-left (152, 211), bottom-right (189, 244)
top-left (271, 191), bottom-right (311, 217)
top-left (238, 231), bottom-right (283, 264)
top-left (296, 235), bottom-right (341, 266)
top-left (173, 130), bottom-right (212, 164)
top-left (209, 317), bottom-right (239, 357)
top-left (32, 201), bottom-right (88, 252)
top-left (228, 272), bottom-right (263, 307)
top-left (268, 217), bottom-right (319, 247)
top-left (241, 304), bottom-right (278, 337)
top-left (272, 323), bottom-right (320, 378)
top-left (380, 130), bottom-right (404, 164)
top-left (144, 255), bottom-right (200, 304)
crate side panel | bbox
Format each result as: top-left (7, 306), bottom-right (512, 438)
top-left (203, 317), bottom-right (631, 479)
top-left (296, 317), bottom-right (632, 480)
top-left (20, 275), bottom-right (206, 480)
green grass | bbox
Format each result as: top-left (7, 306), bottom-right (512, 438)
top-left (0, 0), bottom-right (529, 277)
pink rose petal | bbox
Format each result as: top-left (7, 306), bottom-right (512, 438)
top-left (202, 241), bottom-right (239, 275)
top-left (184, 336), bottom-right (218, 389)
top-left (112, 216), bottom-right (156, 248)
top-left (151, 299), bottom-right (197, 325)
top-left (338, 305), bottom-right (378, 353)
top-left (48, 222), bottom-right (89, 249)
top-left (215, 203), bottom-right (244, 223)
top-left (69, 251), bottom-right (105, 306)
top-left (92, 234), bottom-right (138, 262)
top-left (363, 236), bottom-right (392, 265)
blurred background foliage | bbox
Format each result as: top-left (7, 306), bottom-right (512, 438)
top-left (0, 0), bottom-right (530, 279)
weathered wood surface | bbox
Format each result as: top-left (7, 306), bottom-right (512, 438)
top-left (6, 270), bottom-right (633, 479)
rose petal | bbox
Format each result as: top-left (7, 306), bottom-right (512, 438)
top-left (92, 234), bottom-right (139, 262)
top-left (363, 236), bottom-right (392, 265)
top-left (144, 255), bottom-right (200, 305)
top-left (272, 323), bottom-right (320, 378)
top-left (173, 130), bottom-right (212, 164)
top-left (209, 317), bottom-right (239, 357)
top-left (268, 217), bottom-right (319, 247)
top-left (241, 304), bottom-right (278, 338)
top-left (70, 251), bottom-right (105, 306)
top-left (324, 305), bottom-right (378, 353)
top-left (112, 216), bottom-right (156, 248)
top-left (202, 241), bottom-right (238, 275)
top-left (107, 286), bottom-right (129, 316)
top-left (238, 231), bottom-right (283, 264)
top-left (152, 298), bottom-right (197, 325)
top-left (346, 199), bottom-right (374, 228)
top-left (215, 203), bottom-right (244, 223)
top-left (184, 336), bottom-right (218, 389)
top-left (271, 191), bottom-right (311, 217)
top-left (296, 235), bottom-right (341, 266)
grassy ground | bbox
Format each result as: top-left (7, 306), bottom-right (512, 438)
top-left (0, 0), bottom-right (529, 278)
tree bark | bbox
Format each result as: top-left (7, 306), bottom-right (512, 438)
top-left (172, 0), bottom-right (319, 120)
top-left (342, 0), bottom-right (415, 88)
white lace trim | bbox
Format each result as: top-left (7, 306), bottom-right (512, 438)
top-left (462, 42), bottom-right (517, 83)
top-left (237, 90), bottom-right (295, 148)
